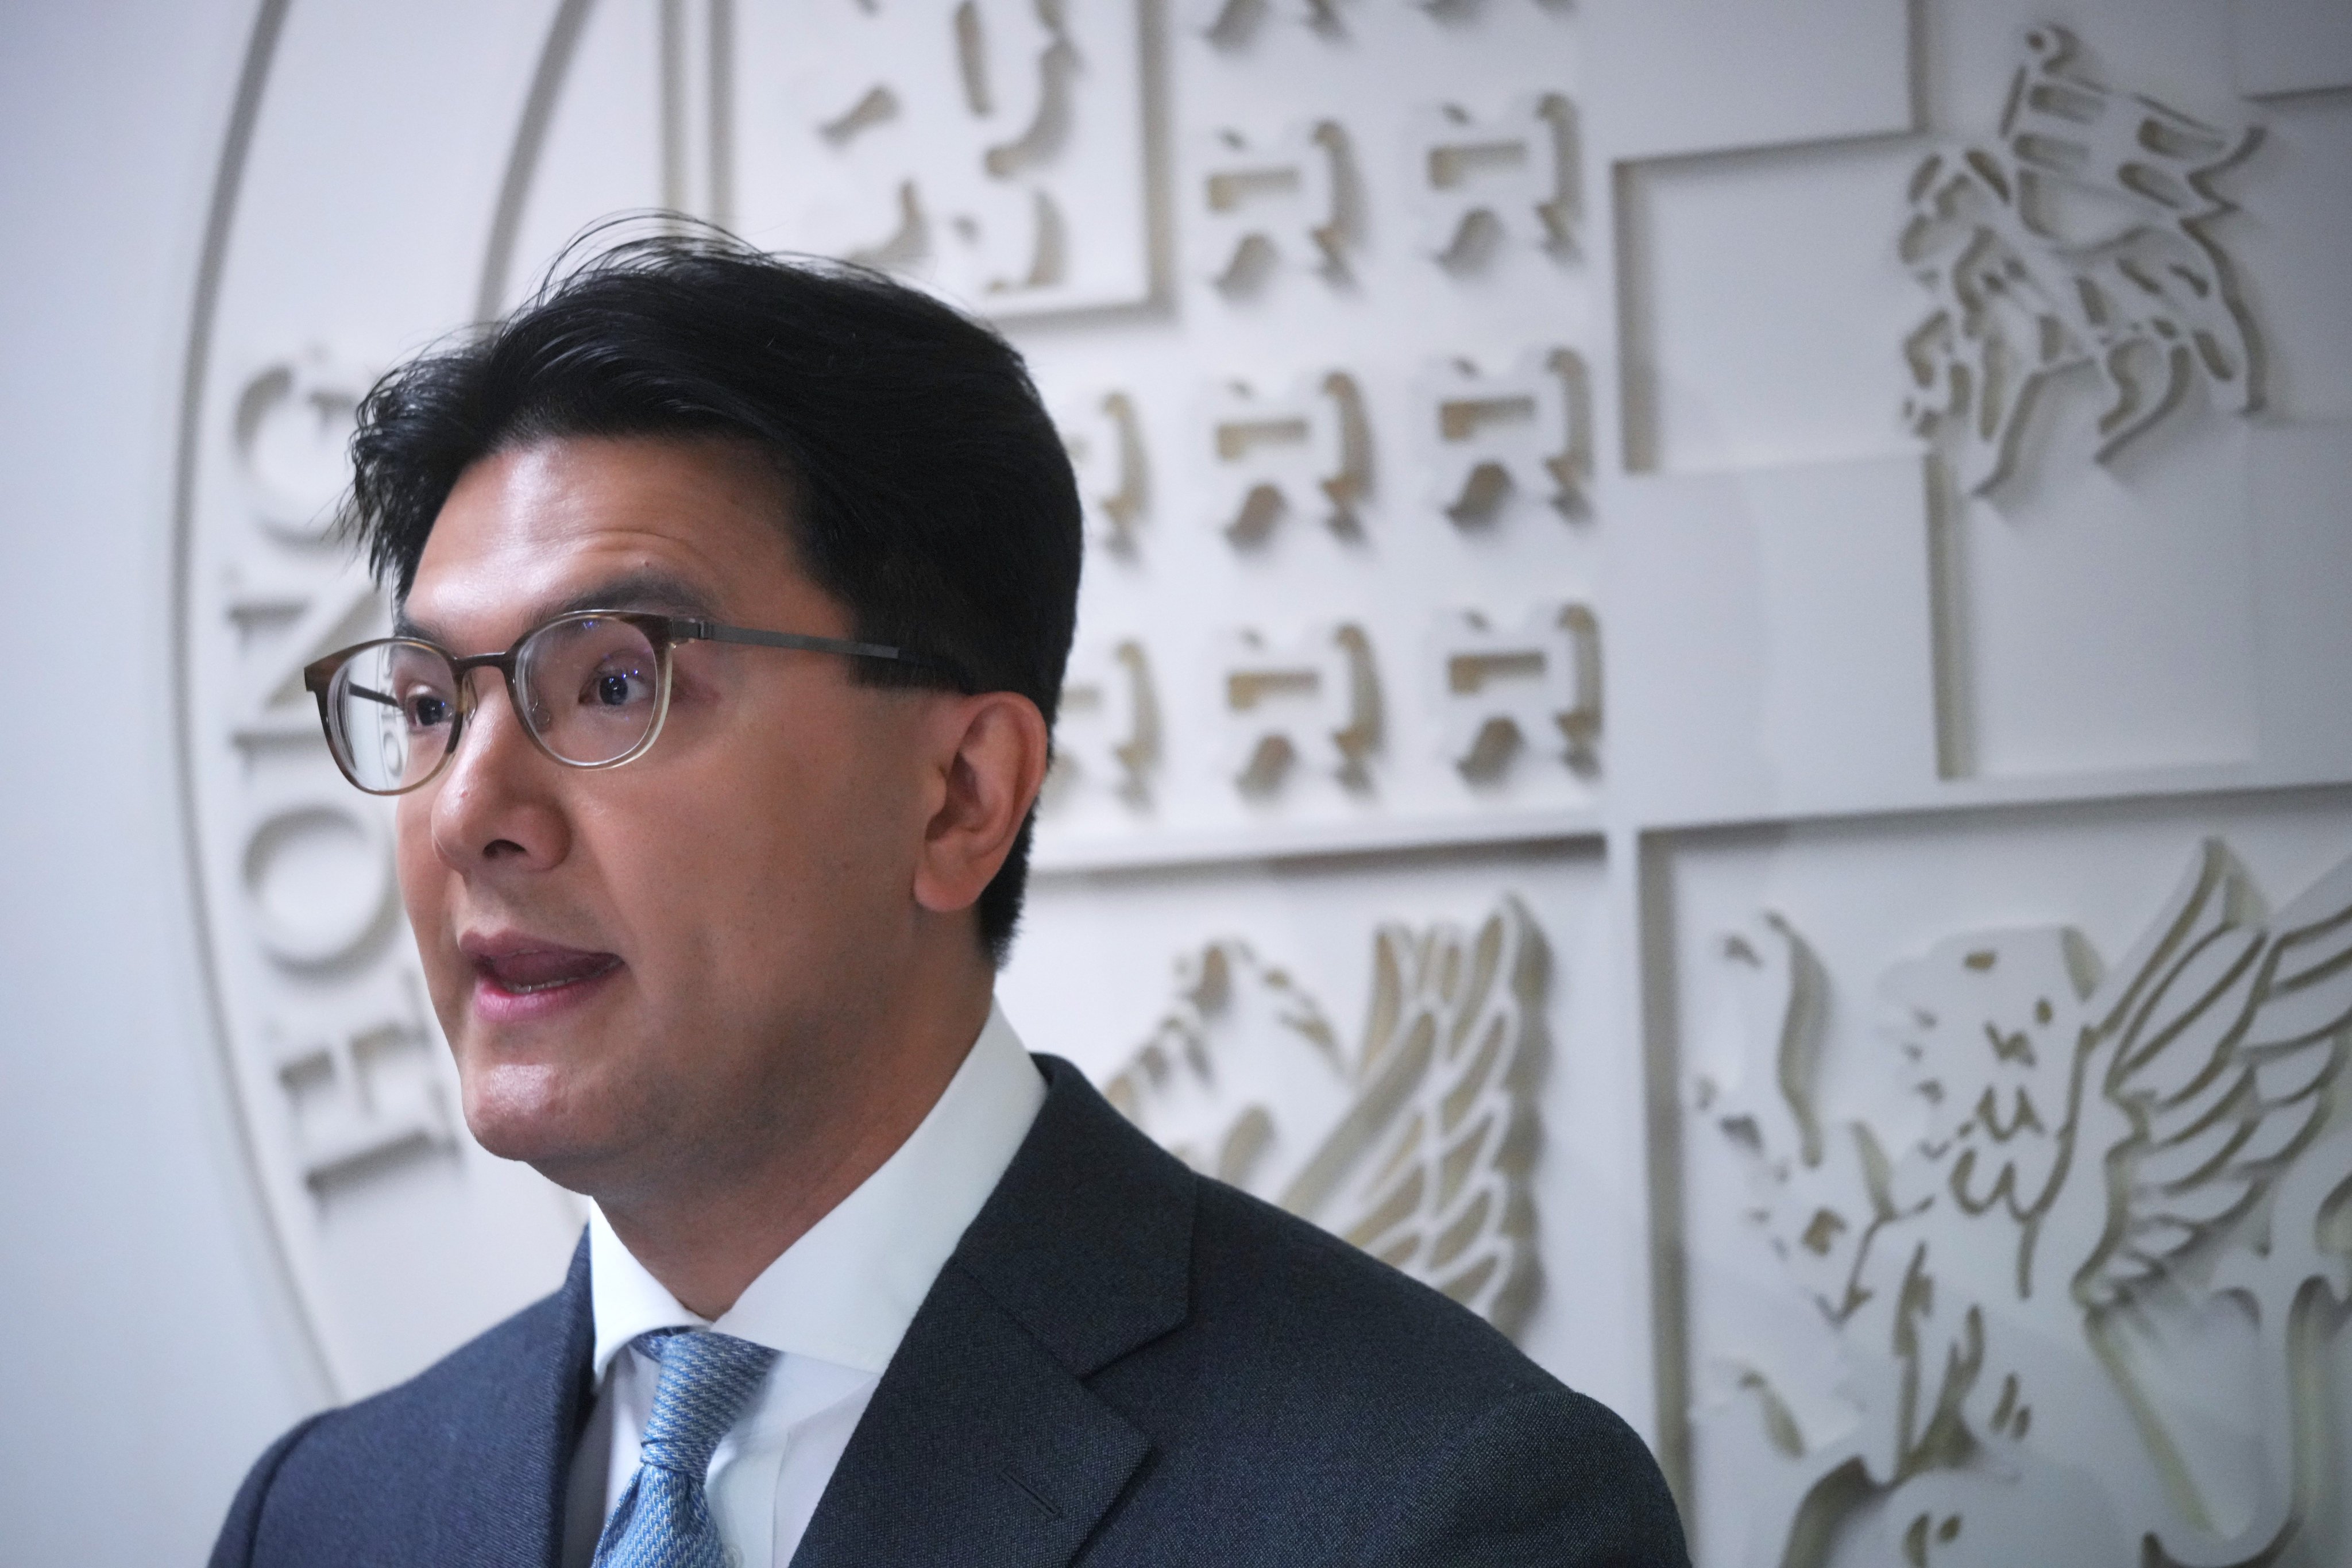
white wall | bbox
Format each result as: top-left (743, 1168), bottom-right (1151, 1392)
top-left (0, 4), bottom-right (324, 1564)
top-left (5, 3), bottom-right (2350, 1565)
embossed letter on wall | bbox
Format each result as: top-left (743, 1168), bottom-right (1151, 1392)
top-left (233, 348), bottom-right (370, 544)
top-left (269, 971), bottom-right (455, 1196)
top-left (737, 0), bottom-right (1150, 316)
top-left (1404, 94), bottom-right (1573, 264)
top-left (1056, 389), bottom-right (1149, 557)
top-left (1429, 604), bottom-right (1598, 778)
top-left (1048, 637), bottom-right (1159, 809)
top-left (1218, 624), bottom-right (1380, 791)
top-left (1202, 372), bottom-right (1370, 542)
top-left (1413, 347), bottom-right (1587, 522)
top-left (1194, 121), bottom-right (1351, 289)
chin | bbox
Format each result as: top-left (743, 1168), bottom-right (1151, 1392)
top-left (459, 1061), bottom-right (610, 1175)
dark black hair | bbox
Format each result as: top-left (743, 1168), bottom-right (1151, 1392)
top-left (340, 223), bottom-right (1082, 967)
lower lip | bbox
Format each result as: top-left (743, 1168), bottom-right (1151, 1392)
top-left (470, 959), bottom-right (623, 1025)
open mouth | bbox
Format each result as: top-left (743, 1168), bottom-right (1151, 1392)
top-left (474, 948), bottom-right (623, 995)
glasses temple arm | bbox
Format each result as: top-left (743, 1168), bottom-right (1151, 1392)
top-left (301, 656), bottom-right (405, 710)
top-left (679, 620), bottom-right (968, 685)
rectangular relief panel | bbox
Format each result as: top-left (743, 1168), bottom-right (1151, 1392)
top-left (1017, 0), bottom-right (1603, 865)
top-left (2230, 0), bottom-right (2352, 98)
top-left (1582, 0), bottom-right (1915, 162)
top-left (1607, 10), bottom-right (2352, 793)
top-left (2248, 422), bottom-right (2352, 780)
top-left (1941, 418), bottom-right (2261, 782)
top-left (732, 0), bottom-right (1153, 318)
top-left (1615, 137), bottom-right (1926, 477)
top-left (1001, 840), bottom-right (1660, 1436)
top-left (1651, 789), bottom-right (2352, 1567)
top-left (2223, 91), bottom-right (2352, 426)
top-left (1608, 456), bottom-right (1942, 822)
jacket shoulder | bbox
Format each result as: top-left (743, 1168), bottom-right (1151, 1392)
top-left (1090, 1177), bottom-right (1686, 1563)
top-left (279, 1275), bottom-right (577, 1455)
top-left (1369, 1378), bottom-right (1689, 1565)
top-left (210, 1239), bottom-right (591, 1568)
top-left (1188, 1174), bottom-right (1547, 1402)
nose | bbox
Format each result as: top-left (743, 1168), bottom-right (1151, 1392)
top-left (422, 666), bottom-right (572, 871)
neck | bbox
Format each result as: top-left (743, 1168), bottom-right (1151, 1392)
top-left (598, 951), bottom-right (995, 1320)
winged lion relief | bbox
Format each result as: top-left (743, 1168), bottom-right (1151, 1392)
top-left (1899, 25), bottom-right (2262, 496)
top-left (1695, 841), bottom-right (2352, 1567)
top-left (1105, 895), bottom-right (1547, 1338)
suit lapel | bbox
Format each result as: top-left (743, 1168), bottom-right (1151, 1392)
top-left (428, 1228), bottom-right (596, 1568)
top-left (791, 1057), bottom-right (1196, 1568)
top-left (786, 1264), bottom-right (1152, 1566)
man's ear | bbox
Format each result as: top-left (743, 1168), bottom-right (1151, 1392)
top-left (911, 690), bottom-right (1051, 917)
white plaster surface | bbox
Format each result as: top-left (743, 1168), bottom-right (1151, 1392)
top-left (0, 5), bottom-right (323, 1564)
top-left (3, 3), bottom-right (2350, 1564)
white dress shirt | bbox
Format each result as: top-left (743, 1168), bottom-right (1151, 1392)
top-left (559, 1002), bottom-right (1047, 1567)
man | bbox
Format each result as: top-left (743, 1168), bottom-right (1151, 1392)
top-left (210, 233), bottom-right (1686, 1567)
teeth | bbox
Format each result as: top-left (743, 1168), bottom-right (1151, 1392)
top-left (505, 973), bottom-right (589, 994)
top-left (484, 954), bottom-right (619, 994)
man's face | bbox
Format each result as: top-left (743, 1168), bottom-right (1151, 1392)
top-left (396, 435), bottom-right (938, 1197)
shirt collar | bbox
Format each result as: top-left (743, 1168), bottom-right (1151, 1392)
top-left (588, 999), bottom-right (1046, 1381)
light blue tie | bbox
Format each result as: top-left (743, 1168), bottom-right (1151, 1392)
top-left (592, 1328), bottom-right (780, 1568)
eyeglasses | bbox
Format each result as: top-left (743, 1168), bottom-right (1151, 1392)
top-left (303, 610), bottom-right (963, 796)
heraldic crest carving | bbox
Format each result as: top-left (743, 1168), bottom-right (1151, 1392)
top-left (1697, 842), bottom-right (2352, 1566)
top-left (1899, 25), bottom-right (2262, 495)
top-left (1107, 897), bottom-right (1546, 1337)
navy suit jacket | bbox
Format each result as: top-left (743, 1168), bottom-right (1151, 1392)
top-left (212, 1056), bottom-right (1688, 1566)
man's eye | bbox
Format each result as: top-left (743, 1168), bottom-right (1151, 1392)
top-left (586, 665), bottom-right (654, 708)
top-left (404, 693), bottom-right (453, 729)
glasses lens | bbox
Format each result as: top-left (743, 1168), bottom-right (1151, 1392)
top-left (329, 640), bottom-right (459, 793)
top-left (516, 616), bottom-right (665, 765)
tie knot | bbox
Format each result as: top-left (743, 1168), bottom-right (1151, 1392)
top-left (633, 1329), bottom-right (779, 1477)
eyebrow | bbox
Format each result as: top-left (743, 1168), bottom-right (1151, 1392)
top-left (393, 569), bottom-right (722, 647)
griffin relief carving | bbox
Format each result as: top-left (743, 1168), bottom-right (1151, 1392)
top-left (1697, 842), bottom-right (2352, 1567)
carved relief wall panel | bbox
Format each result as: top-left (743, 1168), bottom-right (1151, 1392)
top-left (1018, 1), bottom-right (1601, 850)
top-left (1002, 845), bottom-right (1654, 1422)
top-left (1604, 3), bottom-right (2352, 803)
top-left (1659, 792), bottom-right (2352, 1566)
top-left (168, 1), bottom-right (2352, 1562)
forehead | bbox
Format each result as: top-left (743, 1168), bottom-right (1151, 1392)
top-left (401, 434), bottom-right (809, 640)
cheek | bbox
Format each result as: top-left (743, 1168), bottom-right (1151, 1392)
top-left (391, 800), bottom-right (473, 1033)
top-left (392, 800), bottom-right (446, 938)
top-left (609, 715), bottom-right (915, 967)
top-left (615, 781), bottom-right (871, 943)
